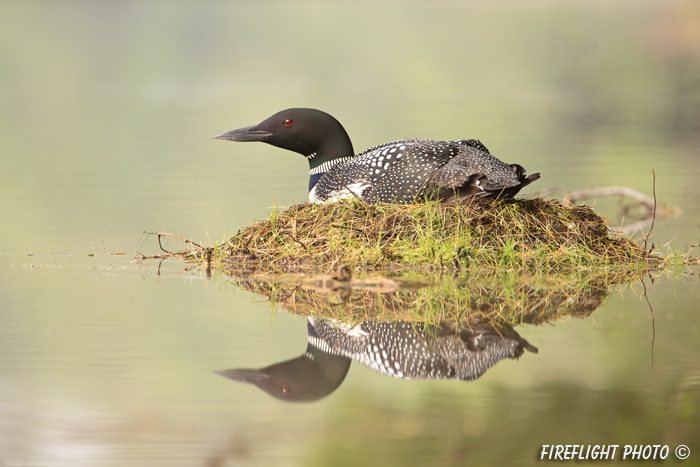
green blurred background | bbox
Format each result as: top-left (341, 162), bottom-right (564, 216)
top-left (2, 0), bottom-right (699, 248)
top-left (1, 1), bottom-right (699, 466)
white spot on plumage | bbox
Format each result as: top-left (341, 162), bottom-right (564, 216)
top-left (347, 324), bottom-right (369, 338)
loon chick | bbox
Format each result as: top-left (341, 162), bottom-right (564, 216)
top-left (213, 108), bottom-right (540, 204)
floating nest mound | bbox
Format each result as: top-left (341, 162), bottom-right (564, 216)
top-left (215, 197), bottom-right (649, 274)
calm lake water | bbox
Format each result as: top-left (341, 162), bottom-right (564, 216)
top-left (1, 1), bottom-right (699, 466)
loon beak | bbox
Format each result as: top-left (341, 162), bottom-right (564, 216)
top-left (214, 368), bottom-right (270, 383)
top-left (211, 125), bottom-right (275, 142)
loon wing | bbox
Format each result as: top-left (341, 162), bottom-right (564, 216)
top-left (360, 140), bottom-right (463, 203)
top-left (428, 144), bottom-right (539, 200)
top-left (459, 138), bottom-right (491, 154)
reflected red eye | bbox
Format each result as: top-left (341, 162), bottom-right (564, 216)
top-left (281, 385), bottom-right (290, 394)
top-left (283, 119), bottom-right (293, 127)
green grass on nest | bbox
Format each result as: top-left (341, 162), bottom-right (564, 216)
top-left (214, 197), bottom-right (653, 275)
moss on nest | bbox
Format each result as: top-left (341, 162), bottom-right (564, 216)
top-left (214, 197), bottom-right (650, 274)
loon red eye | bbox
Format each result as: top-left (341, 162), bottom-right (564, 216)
top-left (281, 384), bottom-right (290, 394)
top-left (283, 119), bottom-right (293, 127)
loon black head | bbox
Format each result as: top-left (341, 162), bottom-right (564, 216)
top-left (213, 108), bottom-right (355, 163)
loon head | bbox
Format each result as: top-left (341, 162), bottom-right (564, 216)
top-left (213, 108), bottom-right (354, 161)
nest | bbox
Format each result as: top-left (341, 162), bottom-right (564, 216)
top-left (216, 197), bottom-right (647, 275)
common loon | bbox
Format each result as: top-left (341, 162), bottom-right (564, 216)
top-left (213, 108), bottom-right (540, 204)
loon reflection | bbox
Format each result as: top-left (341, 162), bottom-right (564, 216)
top-left (217, 317), bottom-right (537, 402)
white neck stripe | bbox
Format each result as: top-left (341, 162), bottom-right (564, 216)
top-left (309, 158), bottom-right (345, 175)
